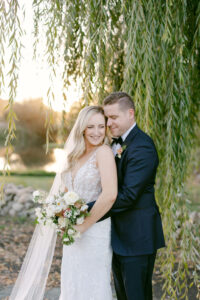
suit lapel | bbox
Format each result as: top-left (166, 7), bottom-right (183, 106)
top-left (123, 124), bottom-right (139, 146)
top-left (115, 125), bottom-right (139, 182)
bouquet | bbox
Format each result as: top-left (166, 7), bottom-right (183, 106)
top-left (32, 189), bottom-right (89, 245)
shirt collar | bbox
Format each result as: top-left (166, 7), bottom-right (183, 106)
top-left (121, 122), bottom-right (136, 141)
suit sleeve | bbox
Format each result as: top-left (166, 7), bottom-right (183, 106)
top-left (111, 143), bottom-right (158, 214)
top-left (87, 201), bottom-right (111, 221)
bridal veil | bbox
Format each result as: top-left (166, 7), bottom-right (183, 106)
top-left (9, 116), bottom-right (77, 300)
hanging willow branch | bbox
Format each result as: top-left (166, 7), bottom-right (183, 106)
top-left (1, 0), bottom-right (24, 173)
top-left (1, 0), bottom-right (200, 298)
top-left (0, 1), bottom-right (6, 98)
top-left (33, 0), bottom-right (65, 152)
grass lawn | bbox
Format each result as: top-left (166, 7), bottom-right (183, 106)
top-left (0, 174), bottom-right (54, 191)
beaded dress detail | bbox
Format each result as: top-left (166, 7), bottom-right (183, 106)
top-left (59, 150), bottom-right (112, 300)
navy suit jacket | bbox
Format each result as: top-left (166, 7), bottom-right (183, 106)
top-left (89, 125), bottom-right (165, 256)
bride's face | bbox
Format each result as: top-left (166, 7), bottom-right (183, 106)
top-left (84, 113), bottom-right (106, 146)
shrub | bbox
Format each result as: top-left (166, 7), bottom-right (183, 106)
top-left (3, 98), bottom-right (59, 144)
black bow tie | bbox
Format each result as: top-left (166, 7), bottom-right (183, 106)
top-left (112, 136), bottom-right (123, 145)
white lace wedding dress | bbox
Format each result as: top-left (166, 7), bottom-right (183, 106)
top-left (59, 150), bottom-right (113, 300)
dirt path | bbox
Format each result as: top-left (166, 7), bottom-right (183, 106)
top-left (0, 216), bottom-right (61, 291)
top-left (0, 216), bottom-right (198, 300)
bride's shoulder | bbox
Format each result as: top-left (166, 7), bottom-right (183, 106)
top-left (96, 144), bottom-right (114, 159)
top-left (96, 145), bottom-right (115, 170)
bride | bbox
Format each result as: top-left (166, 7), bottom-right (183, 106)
top-left (10, 106), bottom-right (117, 300)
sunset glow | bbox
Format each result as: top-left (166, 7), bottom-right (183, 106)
top-left (1, 0), bottom-right (81, 112)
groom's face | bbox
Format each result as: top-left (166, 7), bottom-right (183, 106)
top-left (103, 103), bottom-right (135, 137)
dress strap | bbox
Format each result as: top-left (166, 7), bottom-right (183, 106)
top-left (91, 148), bottom-right (99, 159)
top-left (88, 148), bottom-right (102, 171)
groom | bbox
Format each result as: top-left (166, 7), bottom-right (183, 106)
top-left (98, 92), bottom-right (165, 300)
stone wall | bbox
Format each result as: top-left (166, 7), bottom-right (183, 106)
top-left (1, 183), bottom-right (38, 219)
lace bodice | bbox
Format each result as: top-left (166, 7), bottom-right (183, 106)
top-left (63, 150), bottom-right (102, 203)
top-left (61, 149), bottom-right (111, 239)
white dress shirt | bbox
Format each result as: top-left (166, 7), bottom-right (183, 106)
top-left (112, 122), bottom-right (136, 156)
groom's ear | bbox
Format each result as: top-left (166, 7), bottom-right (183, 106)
top-left (128, 108), bottom-right (135, 120)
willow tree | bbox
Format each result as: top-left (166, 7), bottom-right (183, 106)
top-left (1, 0), bottom-right (200, 298)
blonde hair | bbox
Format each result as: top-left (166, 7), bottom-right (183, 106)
top-left (65, 106), bottom-right (107, 171)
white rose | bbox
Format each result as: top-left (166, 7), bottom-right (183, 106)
top-left (63, 237), bottom-right (69, 242)
top-left (46, 196), bottom-right (54, 204)
top-left (76, 216), bottom-right (84, 225)
top-left (58, 217), bottom-right (66, 228)
top-left (68, 229), bottom-right (74, 235)
top-left (64, 191), bottom-right (79, 205)
top-left (39, 192), bottom-right (47, 203)
top-left (51, 204), bottom-right (62, 214)
top-left (35, 207), bottom-right (42, 218)
top-left (33, 190), bottom-right (40, 197)
top-left (45, 207), bottom-right (55, 217)
top-left (80, 204), bottom-right (88, 212)
top-left (32, 191), bottom-right (40, 202)
top-left (33, 191), bottom-right (47, 204)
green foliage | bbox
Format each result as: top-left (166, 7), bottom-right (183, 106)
top-left (1, 0), bottom-right (200, 298)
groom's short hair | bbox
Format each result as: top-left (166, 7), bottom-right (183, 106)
top-left (103, 92), bottom-right (135, 111)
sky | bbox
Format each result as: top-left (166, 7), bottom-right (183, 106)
top-left (1, 0), bottom-right (81, 112)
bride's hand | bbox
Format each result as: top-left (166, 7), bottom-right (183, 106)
top-left (73, 224), bottom-right (86, 234)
